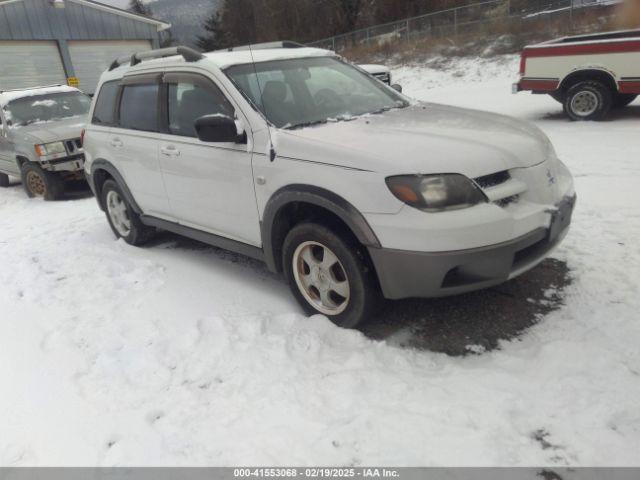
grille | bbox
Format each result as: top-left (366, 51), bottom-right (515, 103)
top-left (65, 138), bottom-right (82, 154)
top-left (474, 170), bottom-right (510, 189)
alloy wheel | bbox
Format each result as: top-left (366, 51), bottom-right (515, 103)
top-left (106, 190), bottom-right (132, 237)
top-left (26, 171), bottom-right (46, 197)
top-left (292, 241), bottom-right (350, 315)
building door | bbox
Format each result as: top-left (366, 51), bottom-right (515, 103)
top-left (68, 40), bottom-right (152, 95)
top-left (0, 41), bottom-right (67, 91)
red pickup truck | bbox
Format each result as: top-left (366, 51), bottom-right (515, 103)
top-left (514, 29), bottom-right (640, 120)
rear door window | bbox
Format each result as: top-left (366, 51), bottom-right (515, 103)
top-left (118, 83), bottom-right (159, 132)
top-left (92, 81), bottom-right (119, 126)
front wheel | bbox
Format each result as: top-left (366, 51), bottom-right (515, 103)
top-left (563, 80), bottom-right (612, 121)
top-left (283, 223), bottom-right (379, 329)
top-left (101, 179), bottom-right (154, 246)
top-left (20, 162), bottom-right (63, 200)
top-left (0, 172), bottom-right (9, 188)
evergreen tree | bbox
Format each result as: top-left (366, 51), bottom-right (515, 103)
top-left (196, 10), bottom-right (228, 52)
top-left (160, 29), bottom-right (175, 48)
top-left (128, 0), bottom-right (152, 17)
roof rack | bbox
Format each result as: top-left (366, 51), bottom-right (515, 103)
top-left (109, 46), bottom-right (204, 71)
top-left (0, 84), bottom-right (66, 94)
top-left (223, 41), bottom-right (305, 52)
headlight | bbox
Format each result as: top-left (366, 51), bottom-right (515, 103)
top-left (386, 174), bottom-right (488, 212)
top-left (35, 141), bottom-right (66, 157)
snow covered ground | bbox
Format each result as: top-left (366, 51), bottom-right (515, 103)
top-left (1, 55), bottom-right (640, 466)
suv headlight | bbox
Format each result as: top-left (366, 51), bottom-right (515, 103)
top-left (386, 174), bottom-right (488, 212)
top-left (35, 141), bottom-right (66, 157)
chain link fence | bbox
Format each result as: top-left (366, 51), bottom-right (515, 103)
top-left (308, 0), bottom-right (620, 51)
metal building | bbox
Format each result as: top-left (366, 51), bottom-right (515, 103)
top-left (0, 0), bottom-right (170, 94)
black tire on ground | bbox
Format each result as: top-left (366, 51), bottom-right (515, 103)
top-left (0, 172), bottom-right (9, 187)
top-left (563, 80), bottom-right (612, 121)
top-left (100, 179), bottom-right (155, 246)
top-left (282, 222), bottom-right (379, 329)
top-left (20, 162), bottom-right (64, 200)
top-left (612, 93), bottom-right (637, 109)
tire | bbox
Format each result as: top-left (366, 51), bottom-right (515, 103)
top-left (563, 80), bottom-right (612, 121)
top-left (613, 93), bottom-right (637, 109)
top-left (101, 179), bottom-right (155, 246)
top-left (282, 222), bottom-right (379, 329)
top-left (0, 172), bottom-right (9, 188)
top-left (20, 162), bottom-right (63, 200)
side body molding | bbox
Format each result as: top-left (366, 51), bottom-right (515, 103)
top-left (90, 159), bottom-right (143, 214)
top-left (261, 185), bottom-right (381, 272)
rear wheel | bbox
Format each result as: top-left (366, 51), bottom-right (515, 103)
top-left (0, 172), bottom-right (9, 187)
top-left (613, 93), bottom-right (637, 109)
top-left (101, 179), bottom-right (154, 246)
top-left (20, 162), bottom-right (63, 200)
top-left (563, 80), bottom-right (612, 121)
top-left (283, 223), bottom-right (378, 329)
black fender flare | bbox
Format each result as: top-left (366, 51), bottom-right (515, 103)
top-left (90, 159), bottom-right (142, 214)
top-left (261, 184), bottom-right (381, 272)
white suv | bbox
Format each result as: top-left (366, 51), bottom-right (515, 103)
top-left (83, 44), bottom-right (576, 328)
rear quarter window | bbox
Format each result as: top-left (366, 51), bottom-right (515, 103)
top-left (92, 81), bottom-right (119, 126)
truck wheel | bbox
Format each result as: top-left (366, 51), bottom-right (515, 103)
top-left (282, 222), bottom-right (378, 329)
top-left (20, 162), bottom-right (63, 200)
top-left (0, 173), bottom-right (9, 187)
top-left (563, 81), bottom-right (612, 121)
top-left (613, 93), bottom-right (637, 108)
top-left (101, 179), bottom-right (155, 246)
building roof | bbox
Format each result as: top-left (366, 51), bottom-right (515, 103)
top-left (0, 0), bottom-right (171, 31)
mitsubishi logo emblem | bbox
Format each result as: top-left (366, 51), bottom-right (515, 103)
top-left (546, 169), bottom-right (556, 186)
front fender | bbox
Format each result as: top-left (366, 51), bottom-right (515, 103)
top-left (261, 184), bottom-right (381, 272)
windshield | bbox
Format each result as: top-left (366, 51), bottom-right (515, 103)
top-left (3, 91), bottom-right (91, 128)
top-left (225, 56), bottom-right (408, 129)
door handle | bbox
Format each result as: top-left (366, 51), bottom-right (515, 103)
top-left (160, 145), bottom-right (180, 157)
top-left (110, 138), bottom-right (123, 148)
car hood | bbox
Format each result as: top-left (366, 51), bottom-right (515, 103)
top-left (275, 103), bottom-right (553, 178)
top-left (359, 64), bottom-right (389, 75)
top-left (16, 116), bottom-right (87, 144)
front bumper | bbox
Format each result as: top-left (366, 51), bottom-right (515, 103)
top-left (368, 194), bottom-right (576, 300)
top-left (40, 154), bottom-right (85, 173)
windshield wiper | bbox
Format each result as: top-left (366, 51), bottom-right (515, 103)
top-left (285, 119), bottom-right (328, 130)
top-left (370, 102), bottom-right (409, 115)
top-left (370, 106), bottom-right (392, 115)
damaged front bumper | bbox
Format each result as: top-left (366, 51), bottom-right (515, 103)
top-left (39, 155), bottom-right (85, 173)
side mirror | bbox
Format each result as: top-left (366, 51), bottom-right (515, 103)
top-left (391, 84), bottom-right (403, 93)
top-left (195, 114), bottom-right (245, 143)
